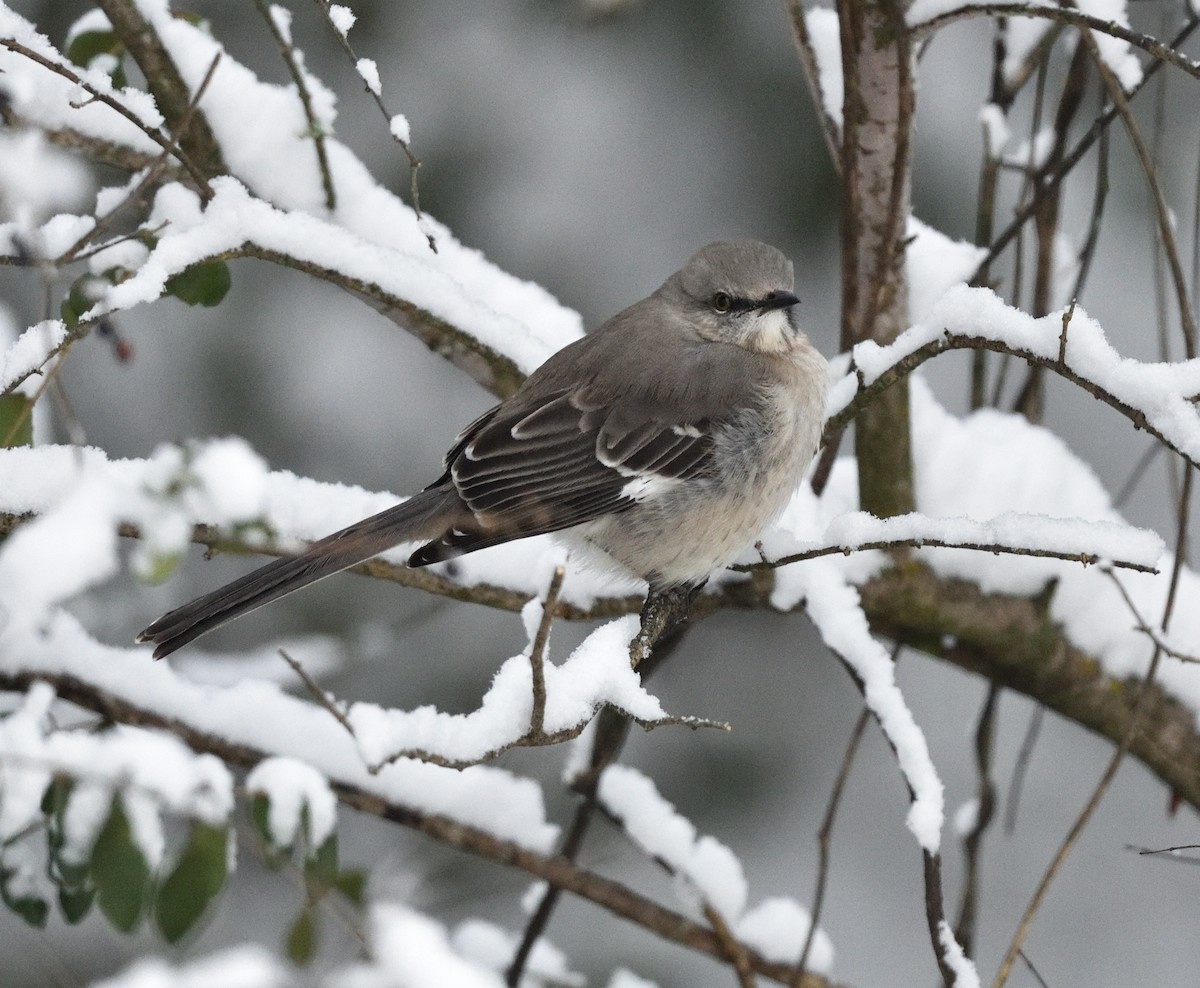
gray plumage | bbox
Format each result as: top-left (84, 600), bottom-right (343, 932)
top-left (137, 241), bottom-right (828, 658)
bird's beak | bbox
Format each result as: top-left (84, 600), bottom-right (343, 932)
top-left (757, 290), bottom-right (800, 312)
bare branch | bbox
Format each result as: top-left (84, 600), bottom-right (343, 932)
top-left (253, 0), bottom-right (337, 212)
top-left (911, 3), bottom-right (1200, 83)
top-left (528, 567), bottom-right (565, 737)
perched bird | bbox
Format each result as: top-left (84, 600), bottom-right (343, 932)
top-left (138, 241), bottom-right (828, 658)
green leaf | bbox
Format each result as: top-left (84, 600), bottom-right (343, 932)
top-left (135, 549), bottom-right (184, 585)
top-left (89, 798), bottom-right (150, 933)
top-left (333, 869), bottom-right (366, 906)
top-left (306, 833), bottom-right (338, 885)
top-left (165, 261), bottom-right (231, 307)
top-left (286, 905), bottom-right (318, 965)
top-left (0, 867), bottom-right (49, 928)
top-left (155, 823), bottom-right (230, 944)
top-left (0, 395), bottom-right (33, 448)
top-left (58, 884), bottom-right (95, 925)
top-left (250, 793), bottom-right (273, 844)
top-left (64, 30), bottom-right (126, 87)
top-left (60, 273), bottom-right (110, 328)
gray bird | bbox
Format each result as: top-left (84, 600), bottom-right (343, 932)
top-left (137, 241), bottom-right (828, 658)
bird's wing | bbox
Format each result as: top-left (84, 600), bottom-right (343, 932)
top-left (407, 388), bottom-right (717, 565)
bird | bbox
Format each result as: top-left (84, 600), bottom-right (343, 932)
top-left (137, 240), bottom-right (828, 659)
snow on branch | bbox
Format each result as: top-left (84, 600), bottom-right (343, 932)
top-left (0, 1), bottom-right (582, 396)
top-left (344, 614), bottom-right (728, 771)
top-left (0, 609), bottom-right (559, 853)
top-left (826, 286), bottom-right (1200, 469)
top-left (598, 763), bottom-right (835, 975)
top-left (741, 509), bottom-right (1162, 575)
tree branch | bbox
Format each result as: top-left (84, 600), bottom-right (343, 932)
top-left (0, 668), bottom-right (844, 988)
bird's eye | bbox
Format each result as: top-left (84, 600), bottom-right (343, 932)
top-left (712, 291), bottom-right (732, 313)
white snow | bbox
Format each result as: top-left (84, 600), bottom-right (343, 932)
top-left (0, 683), bottom-right (233, 867)
top-left (451, 919), bottom-right (584, 987)
top-left (389, 113), bottom-right (412, 144)
top-left (978, 103), bottom-right (1009, 157)
top-left (606, 972), bottom-right (659, 988)
top-left (804, 7), bottom-right (843, 130)
top-left (245, 756), bottom-right (338, 850)
top-left (735, 897), bottom-right (834, 974)
top-left (90, 944), bottom-right (289, 988)
top-left (329, 5), bottom-right (357, 36)
top-left (364, 904), bottom-right (504, 988)
top-left (356, 57), bottom-right (381, 96)
top-left (0, 319), bottom-right (67, 395)
top-left (939, 919), bottom-right (983, 988)
top-left (598, 764), bottom-right (748, 922)
top-left (348, 614), bottom-right (664, 767)
top-left (906, 217), bottom-right (989, 325)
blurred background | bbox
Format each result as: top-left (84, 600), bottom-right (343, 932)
top-left (3, 1), bottom-right (1199, 985)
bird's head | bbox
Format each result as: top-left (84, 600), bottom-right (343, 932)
top-left (666, 240), bottom-right (803, 354)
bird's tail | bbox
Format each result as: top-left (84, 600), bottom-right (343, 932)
top-left (137, 487), bottom-right (459, 659)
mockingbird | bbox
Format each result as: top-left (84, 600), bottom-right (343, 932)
top-left (138, 240), bottom-right (828, 658)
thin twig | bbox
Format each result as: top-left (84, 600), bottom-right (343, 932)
top-left (528, 567), bottom-right (565, 738)
top-left (992, 465), bottom-right (1193, 987)
top-left (784, 0), bottom-right (841, 171)
top-left (822, 331), bottom-right (1200, 473)
top-left (279, 648), bottom-right (355, 735)
top-left (57, 52), bottom-right (223, 266)
top-left (253, 0), bottom-right (337, 212)
top-left (704, 901), bottom-right (758, 988)
top-left (1127, 843), bottom-right (1200, 865)
top-left (792, 704), bottom-right (872, 986)
top-left (1003, 704), bottom-right (1043, 834)
top-left (736, 535), bottom-right (1157, 576)
top-left (954, 684), bottom-right (999, 956)
top-left (0, 38), bottom-right (213, 199)
top-left (1017, 950), bottom-right (1051, 988)
top-left (911, 3), bottom-right (1200, 83)
top-left (1101, 567), bottom-right (1200, 664)
top-left (1078, 24), bottom-right (1198, 358)
top-left (976, 15), bottom-right (1200, 281)
top-left (309, 0), bottom-right (432, 250)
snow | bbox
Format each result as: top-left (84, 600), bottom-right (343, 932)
top-left (906, 218), bottom-right (989, 325)
top-left (390, 112), bottom-right (412, 144)
top-left (939, 920), bottom-right (983, 988)
top-left (0, 683), bottom-right (234, 867)
top-left (906, 0), bottom-right (1143, 90)
top-left (804, 7), bottom-right (843, 130)
top-left (363, 904), bottom-right (504, 988)
top-left (186, 438), bottom-right (271, 526)
top-left (95, 176), bottom-right (578, 376)
top-left (735, 897), bottom-right (834, 974)
top-left (0, 131), bottom-right (92, 227)
top-left (598, 764), bottom-right (748, 922)
top-left (953, 798), bottom-right (980, 836)
top-left (0, 7), bottom-right (163, 152)
top-left (797, 559), bottom-right (946, 850)
top-left (978, 103), bottom-right (1009, 157)
top-left (792, 509), bottom-right (1162, 571)
top-left (90, 944), bottom-right (289, 988)
top-left (245, 756), bottom-right (338, 849)
top-left (606, 972), bottom-right (659, 988)
top-left (451, 919), bottom-right (584, 987)
top-left (356, 57), bottom-right (382, 96)
top-left (57, 0), bottom-right (582, 372)
top-left (0, 319), bottom-right (67, 395)
top-left (348, 614), bottom-right (664, 767)
top-left (329, 5), bottom-right (357, 36)
top-left (841, 286), bottom-right (1200, 469)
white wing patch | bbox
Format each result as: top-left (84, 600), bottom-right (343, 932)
top-left (620, 473), bottom-right (681, 502)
